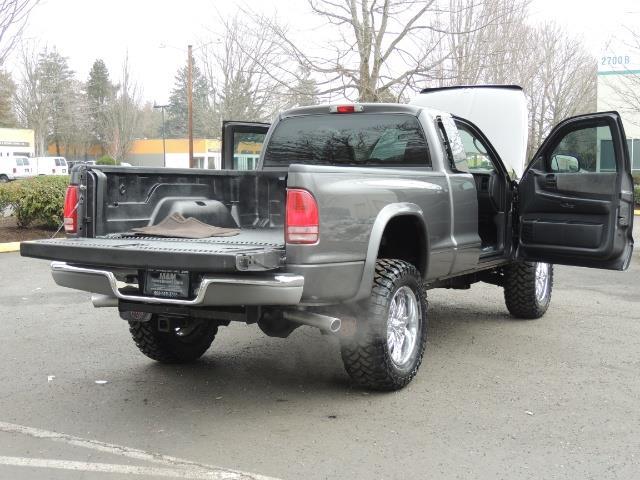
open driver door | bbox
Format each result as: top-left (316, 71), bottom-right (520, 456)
top-left (517, 112), bottom-right (634, 270)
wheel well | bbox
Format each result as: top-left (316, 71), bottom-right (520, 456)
top-left (377, 216), bottom-right (427, 276)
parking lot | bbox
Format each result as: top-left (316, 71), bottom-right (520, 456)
top-left (1, 235), bottom-right (640, 479)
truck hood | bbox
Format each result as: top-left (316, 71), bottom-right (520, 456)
top-left (410, 85), bottom-right (528, 179)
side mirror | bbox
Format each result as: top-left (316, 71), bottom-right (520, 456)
top-left (550, 154), bottom-right (580, 173)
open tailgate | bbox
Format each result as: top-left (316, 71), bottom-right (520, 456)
top-left (20, 230), bottom-right (285, 272)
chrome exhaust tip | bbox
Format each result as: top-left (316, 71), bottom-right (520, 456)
top-left (283, 310), bottom-right (342, 333)
top-left (91, 294), bottom-right (118, 308)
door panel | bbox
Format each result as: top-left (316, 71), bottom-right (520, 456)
top-left (221, 121), bottom-right (270, 170)
top-left (518, 112), bottom-right (634, 270)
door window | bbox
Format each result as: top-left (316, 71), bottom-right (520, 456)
top-left (549, 125), bottom-right (617, 173)
top-left (233, 132), bottom-right (266, 170)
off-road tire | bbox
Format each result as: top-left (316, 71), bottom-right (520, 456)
top-left (128, 316), bottom-right (218, 363)
top-left (340, 259), bottom-right (428, 391)
top-left (504, 261), bottom-right (553, 319)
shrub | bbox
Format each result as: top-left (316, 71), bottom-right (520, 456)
top-left (96, 155), bottom-right (119, 165)
top-left (0, 176), bottom-right (69, 228)
top-left (635, 184), bottom-right (640, 206)
top-left (633, 173), bottom-right (640, 187)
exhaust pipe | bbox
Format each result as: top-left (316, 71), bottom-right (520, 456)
top-left (91, 294), bottom-right (118, 308)
top-left (283, 310), bottom-right (341, 333)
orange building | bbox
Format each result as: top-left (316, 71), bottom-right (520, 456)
top-left (47, 137), bottom-right (264, 169)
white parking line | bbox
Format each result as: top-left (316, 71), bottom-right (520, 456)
top-left (0, 456), bottom-right (238, 479)
top-left (0, 421), bottom-right (279, 480)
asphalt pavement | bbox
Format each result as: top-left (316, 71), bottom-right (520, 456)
top-left (1, 234), bottom-right (640, 479)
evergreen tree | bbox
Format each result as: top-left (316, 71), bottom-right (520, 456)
top-left (87, 59), bottom-right (115, 148)
top-left (0, 70), bottom-right (16, 127)
top-left (37, 48), bottom-right (74, 155)
top-left (166, 60), bottom-right (213, 138)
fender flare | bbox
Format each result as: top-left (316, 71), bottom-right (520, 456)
top-left (351, 203), bottom-right (429, 302)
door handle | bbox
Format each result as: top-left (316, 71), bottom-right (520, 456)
top-left (544, 174), bottom-right (557, 189)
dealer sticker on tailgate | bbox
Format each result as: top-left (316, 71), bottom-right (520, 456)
top-left (144, 270), bottom-right (190, 299)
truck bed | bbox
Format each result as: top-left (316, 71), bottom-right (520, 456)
top-left (20, 228), bottom-right (285, 272)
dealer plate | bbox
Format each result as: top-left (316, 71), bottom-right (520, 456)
top-left (144, 270), bottom-right (190, 299)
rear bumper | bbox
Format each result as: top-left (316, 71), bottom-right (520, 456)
top-left (51, 262), bottom-right (304, 306)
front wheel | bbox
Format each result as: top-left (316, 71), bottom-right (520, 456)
top-left (503, 261), bottom-right (553, 319)
top-left (128, 315), bottom-right (218, 363)
top-left (0, 175), bottom-right (8, 183)
top-left (340, 259), bottom-right (428, 391)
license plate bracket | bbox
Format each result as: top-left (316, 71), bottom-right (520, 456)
top-left (144, 269), bottom-right (190, 299)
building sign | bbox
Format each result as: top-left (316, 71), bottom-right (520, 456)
top-left (0, 128), bottom-right (35, 156)
top-left (598, 52), bottom-right (640, 75)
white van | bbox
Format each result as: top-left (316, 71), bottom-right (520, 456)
top-left (35, 156), bottom-right (68, 175)
top-left (0, 156), bottom-right (34, 182)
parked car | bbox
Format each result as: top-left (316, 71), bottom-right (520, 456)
top-left (21, 85), bottom-right (634, 390)
top-left (0, 156), bottom-right (35, 182)
top-left (35, 156), bottom-right (68, 175)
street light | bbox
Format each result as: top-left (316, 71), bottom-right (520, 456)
top-left (153, 102), bottom-right (168, 167)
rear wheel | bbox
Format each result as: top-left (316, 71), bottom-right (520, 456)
top-left (503, 261), bottom-right (553, 319)
top-left (128, 315), bottom-right (218, 363)
top-left (0, 175), bottom-right (8, 183)
top-left (340, 259), bottom-right (428, 391)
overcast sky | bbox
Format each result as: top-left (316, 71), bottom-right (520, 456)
top-left (12, 0), bottom-right (640, 103)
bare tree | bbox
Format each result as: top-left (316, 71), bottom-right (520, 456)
top-left (14, 45), bottom-right (48, 154)
top-left (200, 13), bottom-right (288, 132)
top-left (0, 0), bottom-right (39, 66)
top-left (103, 56), bottom-right (141, 162)
top-left (264, 0), bottom-right (450, 102)
top-left (524, 23), bottom-right (596, 157)
top-left (438, 0), bottom-right (532, 85)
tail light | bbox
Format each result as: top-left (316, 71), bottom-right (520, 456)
top-left (63, 185), bottom-right (79, 233)
top-left (286, 189), bottom-right (319, 244)
top-left (52, 168), bottom-right (55, 174)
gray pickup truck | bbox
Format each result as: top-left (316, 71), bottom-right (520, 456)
top-left (21, 86), bottom-right (634, 390)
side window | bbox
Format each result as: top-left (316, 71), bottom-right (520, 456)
top-left (233, 132), bottom-right (266, 170)
top-left (438, 115), bottom-right (469, 173)
top-left (549, 125), bottom-right (617, 173)
top-left (456, 125), bottom-right (495, 172)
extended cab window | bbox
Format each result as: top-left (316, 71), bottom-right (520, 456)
top-left (264, 114), bottom-right (430, 168)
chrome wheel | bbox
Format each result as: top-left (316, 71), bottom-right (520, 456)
top-left (534, 262), bottom-right (551, 302)
top-left (386, 286), bottom-right (420, 367)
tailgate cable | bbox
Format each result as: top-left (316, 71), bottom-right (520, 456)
top-left (50, 201), bottom-right (78, 239)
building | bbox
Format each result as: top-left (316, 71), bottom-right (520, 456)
top-left (47, 137), bottom-right (264, 170)
top-left (0, 128), bottom-right (35, 158)
top-left (597, 50), bottom-right (640, 173)
top-left (126, 139), bottom-right (222, 169)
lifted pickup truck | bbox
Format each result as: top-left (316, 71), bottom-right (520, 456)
top-left (21, 86), bottom-right (634, 390)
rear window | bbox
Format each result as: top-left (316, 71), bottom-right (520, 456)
top-left (55, 158), bottom-right (66, 166)
top-left (263, 113), bottom-right (430, 168)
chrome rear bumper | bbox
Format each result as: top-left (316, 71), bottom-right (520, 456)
top-left (51, 261), bottom-right (304, 307)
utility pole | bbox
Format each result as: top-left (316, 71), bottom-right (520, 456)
top-left (187, 44), bottom-right (194, 168)
top-left (153, 103), bottom-right (168, 167)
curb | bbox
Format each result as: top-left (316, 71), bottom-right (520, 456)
top-left (0, 242), bottom-right (20, 253)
